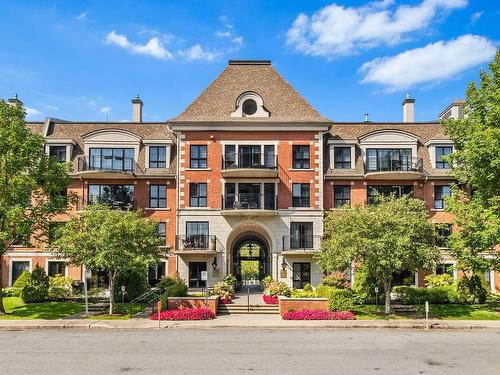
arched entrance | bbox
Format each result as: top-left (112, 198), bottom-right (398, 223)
top-left (232, 234), bottom-right (269, 289)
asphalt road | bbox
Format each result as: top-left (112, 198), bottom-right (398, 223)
top-left (1, 329), bottom-right (499, 375)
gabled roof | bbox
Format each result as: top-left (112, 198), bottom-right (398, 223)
top-left (171, 60), bottom-right (330, 123)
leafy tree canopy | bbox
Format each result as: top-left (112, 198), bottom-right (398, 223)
top-left (317, 195), bottom-right (440, 313)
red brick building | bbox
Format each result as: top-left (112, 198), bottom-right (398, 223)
top-left (2, 61), bottom-right (499, 293)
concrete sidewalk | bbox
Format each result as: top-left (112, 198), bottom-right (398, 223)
top-left (1, 314), bottom-right (499, 331)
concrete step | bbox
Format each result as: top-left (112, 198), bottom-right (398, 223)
top-left (217, 304), bottom-right (279, 315)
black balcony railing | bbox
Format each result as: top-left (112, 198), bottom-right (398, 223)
top-left (282, 235), bottom-right (323, 251)
top-left (76, 196), bottom-right (136, 211)
top-left (222, 193), bottom-right (277, 210)
top-left (222, 152), bottom-right (277, 170)
top-left (77, 156), bottom-right (143, 174)
top-left (366, 156), bottom-right (423, 173)
top-left (176, 235), bottom-right (218, 251)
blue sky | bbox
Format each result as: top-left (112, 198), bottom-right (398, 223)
top-left (0, 0), bottom-right (498, 122)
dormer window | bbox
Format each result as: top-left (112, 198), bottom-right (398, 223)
top-left (231, 92), bottom-right (270, 118)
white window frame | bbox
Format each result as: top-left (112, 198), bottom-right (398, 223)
top-left (220, 140), bottom-right (278, 169)
top-left (8, 258), bottom-right (33, 287)
top-left (45, 139), bottom-right (76, 163)
top-left (425, 140), bottom-right (454, 169)
top-left (45, 259), bottom-right (69, 277)
top-left (328, 140), bottom-right (356, 170)
top-left (144, 140), bottom-right (173, 169)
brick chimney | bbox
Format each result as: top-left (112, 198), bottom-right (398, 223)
top-left (132, 95), bottom-right (143, 122)
top-left (402, 94), bottom-right (415, 123)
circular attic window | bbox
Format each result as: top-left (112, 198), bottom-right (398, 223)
top-left (242, 99), bottom-right (257, 116)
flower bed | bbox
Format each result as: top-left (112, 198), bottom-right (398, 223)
top-left (150, 308), bottom-right (215, 321)
top-left (219, 299), bottom-right (232, 305)
top-left (282, 310), bottom-right (356, 320)
top-left (263, 294), bottom-right (279, 305)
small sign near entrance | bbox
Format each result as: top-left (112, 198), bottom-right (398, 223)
top-left (121, 286), bottom-right (126, 292)
top-left (201, 271), bottom-right (208, 281)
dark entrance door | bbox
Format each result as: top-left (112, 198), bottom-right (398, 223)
top-left (232, 235), bottom-right (269, 289)
top-left (189, 262), bottom-right (207, 288)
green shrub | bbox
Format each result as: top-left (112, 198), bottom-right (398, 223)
top-left (352, 265), bottom-right (383, 304)
top-left (455, 274), bottom-right (489, 304)
top-left (160, 282), bottom-right (188, 309)
top-left (425, 274), bottom-right (454, 288)
top-left (392, 285), bottom-right (454, 304)
top-left (264, 281), bottom-right (291, 297)
top-left (157, 274), bottom-right (185, 292)
top-left (315, 285), bottom-right (355, 311)
top-left (223, 274), bottom-right (237, 287)
top-left (303, 283), bottom-right (313, 292)
top-left (321, 275), bottom-right (348, 289)
top-left (291, 289), bottom-right (316, 298)
top-left (13, 270), bottom-right (30, 288)
top-left (21, 265), bottom-right (49, 303)
top-left (48, 275), bottom-right (74, 300)
top-left (262, 275), bottom-right (273, 288)
top-left (211, 281), bottom-right (234, 301)
top-left (113, 268), bottom-right (150, 302)
top-left (1, 287), bottom-right (21, 297)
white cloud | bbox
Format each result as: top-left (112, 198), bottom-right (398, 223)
top-left (76, 12), bottom-right (88, 20)
top-left (45, 104), bottom-right (59, 111)
top-left (359, 34), bottom-right (496, 91)
top-left (470, 11), bottom-right (483, 24)
top-left (99, 106), bottom-right (111, 114)
top-left (215, 30), bottom-right (232, 38)
top-left (25, 106), bottom-right (42, 118)
top-left (178, 44), bottom-right (219, 62)
top-left (105, 30), bottom-right (173, 60)
top-left (286, 0), bottom-right (468, 57)
top-left (215, 16), bottom-right (244, 48)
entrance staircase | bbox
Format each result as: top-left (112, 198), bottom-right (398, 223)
top-left (217, 303), bottom-right (279, 315)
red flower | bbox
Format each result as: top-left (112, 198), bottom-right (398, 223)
top-left (282, 310), bottom-right (356, 320)
top-left (150, 308), bottom-right (215, 321)
top-left (262, 294), bottom-right (279, 305)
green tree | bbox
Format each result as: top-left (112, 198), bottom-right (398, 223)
top-left (317, 195), bottom-right (440, 313)
top-left (441, 51), bottom-right (500, 275)
top-left (55, 205), bottom-right (163, 314)
top-left (0, 100), bottom-right (72, 314)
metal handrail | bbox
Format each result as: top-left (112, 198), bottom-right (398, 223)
top-left (282, 235), bottom-right (323, 251)
top-left (176, 235), bottom-right (218, 251)
top-left (222, 193), bottom-right (277, 210)
top-left (76, 156), bottom-right (143, 174)
top-left (365, 156), bottom-right (423, 173)
top-left (76, 196), bottom-right (137, 211)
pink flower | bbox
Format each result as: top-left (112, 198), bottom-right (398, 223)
top-left (262, 294), bottom-right (279, 305)
top-left (282, 310), bottom-right (356, 320)
top-left (150, 308), bottom-right (215, 321)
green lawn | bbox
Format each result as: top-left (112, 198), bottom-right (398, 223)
top-left (0, 297), bottom-right (83, 320)
top-left (353, 301), bottom-right (500, 320)
top-left (91, 303), bottom-right (145, 320)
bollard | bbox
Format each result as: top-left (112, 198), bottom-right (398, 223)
top-left (157, 301), bottom-right (161, 329)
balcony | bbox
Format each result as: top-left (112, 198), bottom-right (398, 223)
top-left (221, 151), bottom-right (278, 178)
top-left (175, 235), bottom-right (218, 253)
top-left (75, 156), bottom-right (143, 179)
top-left (75, 196), bottom-right (136, 211)
top-left (221, 193), bottom-right (278, 216)
top-left (282, 235), bottom-right (323, 254)
top-left (365, 156), bottom-right (424, 180)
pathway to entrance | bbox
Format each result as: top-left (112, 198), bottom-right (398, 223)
top-left (232, 285), bottom-right (264, 306)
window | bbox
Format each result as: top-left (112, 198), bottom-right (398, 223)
top-left (89, 148), bottom-right (134, 171)
top-left (186, 222), bottom-right (209, 249)
top-left (435, 146), bottom-right (452, 169)
top-left (366, 148), bottom-right (413, 172)
top-left (149, 146), bottom-right (167, 168)
top-left (189, 262), bottom-right (207, 288)
top-left (49, 146), bottom-right (67, 162)
top-left (11, 261), bottom-right (30, 285)
top-left (88, 184), bottom-right (135, 209)
top-left (367, 185), bottom-right (412, 205)
top-left (334, 147), bottom-right (351, 169)
top-left (149, 185), bottom-right (167, 208)
top-left (292, 183), bottom-right (310, 207)
top-left (434, 185), bottom-right (451, 209)
top-left (12, 234), bottom-right (31, 247)
top-left (290, 222), bottom-right (313, 249)
top-left (436, 224), bottom-right (452, 248)
top-left (190, 145), bottom-right (208, 169)
top-left (334, 186), bottom-right (351, 208)
top-left (48, 261), bottom-right (66, 277)
top-left (242, 99), bottom-right (257, 116)
top-left (148, 262), bottom-right (166, 286)
top-left (436, 263), bottom-right (454, 277)
top-left (293, 263), bottom-right (311, 289)
top-left (189, 183), bottom-right (207, 207)
top-left (158, 223), bottom-right (166, 245)
top-left (292, 145), bottom-right (310, 169)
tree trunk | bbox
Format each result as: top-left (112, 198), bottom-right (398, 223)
top-left (384, 281), bottom-right (392, 314)
top-left (0, 255), bottom-right (5, 315)
top-left (109, 271), bottom-right (115, 315)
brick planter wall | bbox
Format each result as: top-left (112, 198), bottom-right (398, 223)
top-left (278, 297), bottom-right (328, 316)
top-left (167, 296), bottom-right (219, 315)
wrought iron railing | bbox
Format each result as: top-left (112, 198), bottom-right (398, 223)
top-left (365, 156), bottom-right (423, 173)
top-left (282, 235), bottom-right (323, 251)
top-left (76, 196), bottom-right (136, 211)
top-left (222, 152), bottom-right (277, 170)
top-left (176, 235), bottom-right (218, 251)
top-left (76, 156), bottom-right (143, 174)
top-left (222, 193), bottom-right (277, 210)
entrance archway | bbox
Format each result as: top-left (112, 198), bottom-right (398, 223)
top-left (232, 234), bottom-right (269, 289)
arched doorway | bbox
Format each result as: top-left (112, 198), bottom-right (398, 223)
top-left (232, 234), bottom-right (269, 289)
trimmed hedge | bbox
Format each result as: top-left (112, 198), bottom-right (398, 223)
top-left (393, 286), bottom-right (455, 304)
top-left (21, 265), bottom-right (49, 303)
top-left (160, 282), bottom-right (188, 310)
top-left (316, 285), bottom-right (355, 311)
